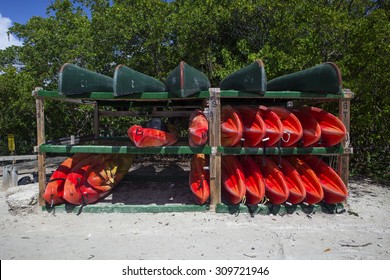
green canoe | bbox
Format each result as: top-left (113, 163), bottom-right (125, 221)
top-left (58, 63), bottom-right (113, 95)
top-left (219, 59), bottom-right (267, 95)
top-left (165, 61), bottom-right (211, 98)
top-left (267, 62), bottom-right (343, 94)
top-left (113, 65), bottom-right (165, 96)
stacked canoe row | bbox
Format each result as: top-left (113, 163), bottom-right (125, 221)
top-left (189, 105), bottom-right (347, 148)
top-left (44, 154), bottom-right (134, 206)
top-left (58, 59), bottom-right (343, 98)
top-left (190, 154), bottom-right (348, 206)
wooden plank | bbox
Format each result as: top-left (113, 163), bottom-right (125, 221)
top-left (0, 155), bottom-right (37, 162)
top-left (93, 102), bottom-right (99, 138)
top-left (338, 92), bottom-right (353, 187)
top-left (35, 94), bottom-right (46, 206)
top-left (208, 88), bottom-right (221, 207)
top-left (218, 146), bottom-right (343, 155)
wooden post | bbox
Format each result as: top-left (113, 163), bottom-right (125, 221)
top-left (94, 102), bottom-right (99, 138)
top-left (33, 88), bottom-right (46, 206)
top-left (338, 90), bottom-right (354, 188)
top-left (208, 88), bottom-right (221, 208)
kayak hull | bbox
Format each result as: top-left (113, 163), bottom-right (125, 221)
top-left (221, 156), bottom-right (246, 205)
top-left (235, 106), bottom-right (266, 147)
top-left (128, 125), bottom-right (178, 147)
top-left (188, 109), bottom-right (208, 146)
top-left (239, 156), bottom-right (265, 205)
top-left (269, 106), bottom-right (303, 147)
top-left (189, 154), bottom-right (210, 205)
top-left (221, 105), bottom-right (244, 147)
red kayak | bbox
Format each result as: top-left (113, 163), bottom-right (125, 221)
top-left (43, 153), bottom-right (91, 205)
top-left (239, 156), bottom-right (265, 204)
top-left (286, 156), bottom-right (324, 204)
top-left (258, 106), bottom-right (283, 147)
top-left (302, 155), bottom-right (348, 204)
top-left (221, 105), bottom-right (243, 146)
top-left (291, 109), bottom-right (321, 147)
top-left (253, 156), bottom-right (289, 204)
top-left (301, 107), bottom-right (346, 146)
top-left (128, 125), bottom-right (178, 147)
top-left (235, 106), bottom-right (266, 147)
top-left (188, 109), bottom-right (208, 146)
top-left (82, 154), bottom-right (134, 204)
top-left (63, 154), bottom-right (105, 205)
top-left (269, 106), bottom-right (303, 147)
top-left (270, 157), bottom-right (306, 204)
top-left (221, 156), bottom-right (246, 204)
top-left (189, 154), bottom-right (210, 205)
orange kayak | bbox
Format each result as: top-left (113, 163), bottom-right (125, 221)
top-left (253, 156), bottom-right (289, 204)
top-left (189, 154), bottom-right (210, 205)
top-left (235, 106), bottom-right (266, 147)
top-left (302, 156), bottom-right (348, 204)
top-left (302, 107), bottom-right (346, 146)
top-left (44, 153), bottom-right (91, 205)
top-left (239, 156), bottom-right (265, 204)
top-left (286, 156), bottom-right (324, 204)
top-left (188, 109), bottom-right (208, 146)
top-left (128, 125), bottom-right (178, 147)
top-left (291, 109), bottom-right (321, 147)
top-left (221, 156), bottom-right (246, 204)
top-left (81, 154), bottom-right (134, 204)
top-left (269, 106), bottom-right (303, 147)
top-left (270, 157), bottom-right (306, 204)
top-left (258, 106), bottom-right (283, 147)
top-left (63, 154), bottom-right (104, 205)
top-left (221, 105), bottom-right (243, 146)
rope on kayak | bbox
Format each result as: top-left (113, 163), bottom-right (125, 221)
top-left (282, 131), bottom-right (291, 143)
top-left (76, 193), bottom-right (88, 216)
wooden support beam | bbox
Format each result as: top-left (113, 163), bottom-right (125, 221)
top-left (338, 90), bottom-right (353, 188)
top-left (208, 88), bottom-right (221, 207)
top-left (35, 91), bottom-right (46, 206)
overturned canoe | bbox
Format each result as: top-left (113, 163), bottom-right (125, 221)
top-left (253, 156), bottom-right (289, 205)
top-left (219, 59), bottom-right (266, 95)
top-left (113, 65), bottom-right (165, 96)
top-left (301, 107), bottom-right (346, 146)
top-left (235, 106), bottom-right (266, 147)
top-left (291, 109), bottom-right (321, 147)
top-left (221, 156), bottom-right (246, 205)
top-left (269, 106), bottom-right (303, 147)
top-left (302, 156), bottom-right (348, 204)
top-left (44, 153), bottom-right (91, 206)
top-left (258, 106), bottom-right (284, 147)
top-left (165, 61), bottom-right (211, 98)
top-left (221, 105), bottom-right (244, 147)
top-left (58, 63), bottom-right (113, 95)
top-left (188, 109), bottom-right (208, 146)
top-left (270, 157), bottom-right (306, 204)
top-left (286, 156), bottom-right (324, 204)
top-left (189, 154), bottom-right (210, 205)
top-left (239, 156), bottom-right (265, 205)
top-left (267, 62), bottom-right (343, 94)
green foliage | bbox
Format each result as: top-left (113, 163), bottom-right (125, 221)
top-left (0, 0), bottom-right (388, 181)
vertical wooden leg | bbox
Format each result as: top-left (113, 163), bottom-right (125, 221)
top-left (208, 88), bottom-right (221, 208)
top-left (338, 93), bottom-right (353, 188)
top-left (35, 94), bottom-right (46, 206)
top-left (94, 102), bottom-right (99, 138)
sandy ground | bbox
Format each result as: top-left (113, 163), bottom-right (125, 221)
top-left (0, 159), bottom-right (389, 260)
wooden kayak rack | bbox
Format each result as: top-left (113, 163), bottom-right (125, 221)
top-left (33, 87), bottom-right (354, 212)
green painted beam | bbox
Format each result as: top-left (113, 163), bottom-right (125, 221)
top-left (216, 203), bottom-right (345, 215)
top-left (42, 204), bottom-right (210, 213)
top-left (39, 144), bottom-right (211, 154)
top-left (37, 89), bottom-right (348, 101)
top-left (218, 146), bottom-right (343, 155)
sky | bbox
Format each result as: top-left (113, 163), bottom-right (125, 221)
top-left (0, 0), bottom-right (52, 49)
